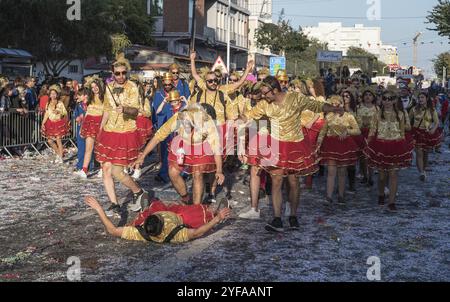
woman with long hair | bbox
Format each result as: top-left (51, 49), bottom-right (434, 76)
top-left (356, 89), bottom-right (379, 187)
top-left (364, 89), bottom-right (413, 211)
top-left (317, 95), bottom-right (361, 204)
top-left (38, 84), bottom-right (49, 114)
top-left (410, 91), bottom-right (442, 181)
top-left (75, 77), bottom-right (105, 179)
top-left (41, 85), bottom-right (69, 163)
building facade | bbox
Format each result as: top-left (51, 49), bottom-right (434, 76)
top-left (247, 0), bottom-right (273, 68)
top-left (152, 0), bottom-right (250, 71)
top-left (303, 22), bottom-right (399, 65)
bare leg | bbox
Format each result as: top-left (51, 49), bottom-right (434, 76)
top-left (424, 151), bottom-right (429, 170)
top-left (287, 175), bottom-right (300, 215)
top-left (388, 170), bottom-right (398, 205)
top-left (192, 172), bottom-right (204, 205)
top-left (271, 174), bottom-right (284, 218)
top-left (360, 157), bottom-right (368, 180)
top-left (416, 148), bottom-right (424, 173)
top-left (337, 167), bottom-right (346, 198)
top-left (47, 139), bottom-right (58, 154)
top-left (55, 138), bottom-right (64, 158)
top-left (169, 166), bottom-right (187, 197)
top-left (111, 165), bottom-right (141, 194)
top-left (378, 170), bottom-right (386, 197)
top-left (327, 164), bottom-right (337, 199)
top-left (250, 166), bottom-right (261, 209)
top-left (82, 137), bottom-right (95, 170)
top-left (102, 162), bottom-right (118, 204)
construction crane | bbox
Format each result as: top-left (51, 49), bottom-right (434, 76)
top-left (260, 0), bottom-right (271, 19)
top-left (412, 32), bottom-right (422, 68)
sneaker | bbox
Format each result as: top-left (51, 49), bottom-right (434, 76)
top-left (419, 173), bottom-right (426, 182)
top-left (387, 203), bottom-right (397, 212)
top-left (337, 196), bottom-right (345, 205)
top-left (130, 190), bottom-right (149, 212)
top-left (288, 216), bottom-right (300, 230)
top-left (265, 217), bottom-right (284, 232)
top-left (347, 187), bottom-right (356, 194)
top-left (131, 169), bottom-right (141, 180)
top-left (239, 208), bottom-right (261, 220)
top-left (241, 164), bottom-right (249, 171)
top-left (203, 194), bottom-right (217, 204)
top-left (74, 170), bottom-right (88, 179)
top-left (325, 197), bottom-right (333, 205)
top-left (105, 204), bottom-right (121, 217)
top-left (97, 169), bottom-right (103, 178)
top-left (284, 204), bottom-right (291, 217)
top-left (384, 187), bottom-right (390, 197)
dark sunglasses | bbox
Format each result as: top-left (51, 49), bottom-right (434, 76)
top-left (164, 83), bottom-right (173, 86)
top-left (114, 71), bottom-right (128, 76)
top-left (382, 96), bottom-right (396, 101)
top-left (207, 79), bottom-right (219, 84)
top-left (261, 88), bottom-right (273, 96)
top-left (172, 72), bottom-right (180, 75)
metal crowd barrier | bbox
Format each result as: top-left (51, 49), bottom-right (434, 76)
top-left (0, 110), bottom-right (77, 157)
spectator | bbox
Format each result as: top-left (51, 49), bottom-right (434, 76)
top-left (38, 84), bottom-right (50, 114)
top-left (60, 86), bottom-right (71, 112)
top-left (24, 77), bottom-right (38, 110)
top-left (325, 68), bottom-right (336, 97)
top-left (0, 84), bottom-right (13, 112)
top-left (73, 88), bottom-right (94, 173)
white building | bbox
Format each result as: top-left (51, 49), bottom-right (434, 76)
top-left (303, 22), bottom-right (399, 64)
top-left (247, 0), bottom-right (273, 67)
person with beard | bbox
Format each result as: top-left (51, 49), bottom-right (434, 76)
top-left (132, 103), bottom-right (225, 206)
top-left (169, 63), bottom-right (190, 99)
top-left (276, 70), bottom-right (289, 93)
top-left (242, 77), bottom-right (344, 232)
top-left (152, 72), bottom-right (177, 184)
top-left (94, 53), bottom-right (149, 216)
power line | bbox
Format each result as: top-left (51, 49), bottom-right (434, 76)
top-left (272, 12), bottom-right (427, 20)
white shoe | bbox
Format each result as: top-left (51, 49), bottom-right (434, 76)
top-left (384, 187), bottom-right (390, 197)
top-left (74, 170), bottom-right (88, 179)
top-left (97, 169), bottom-right (103, 178)
top-left (131, 169), bottom-right (141, 180)
top-left (284, 205), bottom-right (291, 217)
top-left (239, 208), bottom-right (261, 220)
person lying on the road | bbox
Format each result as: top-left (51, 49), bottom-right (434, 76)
top-left (84, 196), bottom-right (231, 243)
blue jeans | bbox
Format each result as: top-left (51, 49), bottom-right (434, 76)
top-left (158, 139), bottom-right (169, 181)
top-left (76, 126), bottom-right (94, 171)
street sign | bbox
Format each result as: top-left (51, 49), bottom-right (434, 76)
top-left (316, 50), bottom-right (343, 63)
top-left (270, 56), bottom-right (286, 76)
top-left (211, 56), bottom-right (229, 75)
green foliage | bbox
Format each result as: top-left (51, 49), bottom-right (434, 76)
top-left (433, 52), bottom-right (450, 77)
top-left (427, 0), bottom-right (450, 39)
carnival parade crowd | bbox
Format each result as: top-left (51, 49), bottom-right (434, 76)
top-left (1, 52), bottom-right (448, 244)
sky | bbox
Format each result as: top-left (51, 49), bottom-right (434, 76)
top-left (272, 0), bottom-right (449, 78)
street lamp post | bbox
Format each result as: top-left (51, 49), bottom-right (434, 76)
top-left (226, 0), bottom-right (231, 82)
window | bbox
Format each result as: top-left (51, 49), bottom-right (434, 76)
top-left (68, 65), bottom-right (78, 74)
top-left (148, 0), bottom-right (163, 16)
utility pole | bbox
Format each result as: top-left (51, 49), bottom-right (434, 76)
top-left (190, 0), bottom-right (197, 52)
top-left (226, 0), bottom-right (231, 82)
top-left (412, 32), bottom-right (422, 68)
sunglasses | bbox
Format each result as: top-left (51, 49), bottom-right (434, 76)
top-left (343, 94), bottom-right (351, 98)
top-left (114, 71), bottom-right (128, 76)
top-left (382, 96), bottom-right (396, 101)
top-left (164, 83), bottom-right (173, 87)
top-left (261, 88), bottom-right (273, 96)
top-left (207, 79), bottom-right (219, 84)
top-left (172, 72), bottom-right (180, 75)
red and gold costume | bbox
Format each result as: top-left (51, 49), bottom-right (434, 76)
top-left (95, 80), bottom-right (141, 166)
top-left (245, 92), bottom-right (324, 176)
top-left (42, 101), bottom-right (69, 138)
top-left (317, 112), bottom-right (361, 167)
top-left (153, 105), bottom-right (221, 174)
top-left (136, 96), bottom-right (153, 148)
top-left (410, 106), bottom-right (443, 151)
top-left (363, 110), bottom-right (413, 170)
top-left (300, 96), bottom-right (326, 151)
top-left (356, 104), bottom-right (378, 145)
top-left (80, 95), bottom-right (104, 139)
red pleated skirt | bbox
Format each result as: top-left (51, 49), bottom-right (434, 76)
top-left (167, 135), bottom-right (217, 174)
top-left (304, 118), bottom-right (326, 149)
top-left (363, 137), bottom-right (413, 170)
top-left (80, 115), bottom-right (102, 139)
top-left (43, 118), bottom-right (69, 138)
top-left (95, 130), bottom-right (140, 166)
top-left (132, 201), bottom-right (214, 229)
top-left (136, 116), bottom-right (153, 148)
top-left (319, 136), bottom-right (361, 167)
top-left (249, 134), bottom-right (318, 176)
top-left (413, 127), bottom-right (443, 150)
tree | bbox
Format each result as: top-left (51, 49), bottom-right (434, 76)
top-left (0, 0), bottom-right (154, 77)
top-left (343, 47), bottom-right (387, 75)
top-left (255, 11), bottom-right (310, 57)
top-left (286, 39), bottom-right (327, 77)
top-left (427, 0), bottom-right (450, 40)
top-left (433, 52), bottom-right (450, 78)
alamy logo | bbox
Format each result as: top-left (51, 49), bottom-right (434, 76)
top-left (366, 0), bottom-right (381, 21)
top-left (366, 256), bottom-right (381, 281)
top-left (67, 256), bottom-right (81, 281)
top-left (67, 0), bottom-right (81, 21)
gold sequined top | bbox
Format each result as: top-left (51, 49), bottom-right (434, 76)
top-left (188, 90), bottom-right (236, 125)
top-left (369, 110), bottom-right (411, 141)
top-left (154, 111), bottom-right (221, 154)
top-left (301, 97), bottom-right (326, 126)
top-left (197, 78), bottom-right (236, 95)
top-left (121, 212), bottom-right (190, 243)
top-left (86, 95), bottom-right (104, 117)
top-left (139, 97), bottom-right (152, 118)
top-left (245, 92), bottom-right (324, 142)
top-left (317, 112), bottom-right (361, 144)
top-left (410, 107), bottom-right (439, 130)
top-left (103, 81), bottom-right (140, 133)
top-left (44, 101), bottom-right (67, 121)
top-left (356, 104), bottom-right (378, 129)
